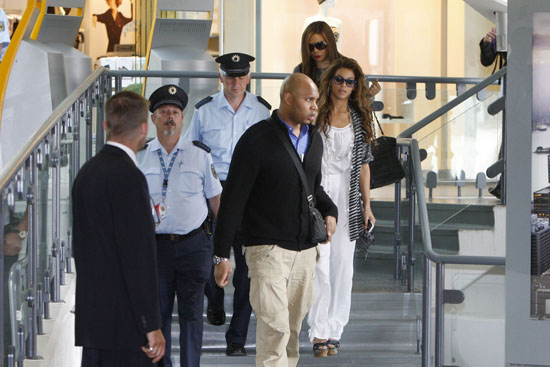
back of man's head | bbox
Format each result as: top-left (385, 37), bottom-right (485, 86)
top-left (105, 91), bottom-right (149, 138)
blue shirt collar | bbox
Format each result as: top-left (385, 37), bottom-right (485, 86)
top-left (216, 91), bottom-right (253, 111)
top-left (276, 111), bottom-right (310, 158)
top-left (277, 112), bottom-right (310, 137)
top-left (149, 136), bottom-right (186, 155)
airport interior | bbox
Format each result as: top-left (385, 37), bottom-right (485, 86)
top-left (0, 0), bottom-right (547, 366)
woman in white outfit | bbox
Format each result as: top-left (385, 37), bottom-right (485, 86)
top-left (308, 57), bottom-right (377, 357)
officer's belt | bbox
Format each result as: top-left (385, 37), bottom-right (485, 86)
top-left (156, 220), bottom-right (207, 242)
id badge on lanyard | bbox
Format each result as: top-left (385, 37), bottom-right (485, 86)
top-left (155, 202), bottom-right (167, 220)
top-left (156, 149), bottom-right (179, 221)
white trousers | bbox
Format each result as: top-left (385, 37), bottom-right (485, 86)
top-left (307, 172), bottom-right (356, 342)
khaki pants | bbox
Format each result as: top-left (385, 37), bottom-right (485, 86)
top-left (245, 245), bottom-right (317, 367)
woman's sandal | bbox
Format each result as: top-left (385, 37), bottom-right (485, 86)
top-left (313, 341), bottom-right (329, 357)
top-left (327, 339), bottom-right (340, 355)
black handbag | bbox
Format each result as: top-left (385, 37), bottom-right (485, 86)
top-left (271, 122), bottom-right (328, 244)
top-left (370, 113), bottom-right (406, 189)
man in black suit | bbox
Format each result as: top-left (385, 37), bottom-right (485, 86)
top-left (72, 91), bottom-right (165, 366)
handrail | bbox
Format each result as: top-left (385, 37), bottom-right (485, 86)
top-left (0, 67), bottom-right (107, 191)
top-left (107, 70), bottom-right (289, 80)
top-left (106, 69), bottom-right (494, 85)
top-left (368, 74), bottom-right (495, 85)
top-left (398, 67), bottom-right (507, 139)
top-left (409, 137), bottom-right (505, 266)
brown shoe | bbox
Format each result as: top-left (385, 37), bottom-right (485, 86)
top-left (313, 341), bottom-right (329, 357)
top-left (327, 339), bottom-right (340, 355)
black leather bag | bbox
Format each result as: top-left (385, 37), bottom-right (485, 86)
top-left (270, 123), bottom-right (328, 244)
top-left (307, 203), bottom-right (329, 244)
top-left (370, 114), bottom-right (406, 189)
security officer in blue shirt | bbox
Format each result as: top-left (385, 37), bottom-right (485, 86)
top-left (184, 52), bottom-right (271, 357)
top-left (138, 85), bottom-right (222, 367)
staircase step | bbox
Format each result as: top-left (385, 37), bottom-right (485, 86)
top-left (167, 292), bottom-right (421, 366)
top-left (371, 200), bottom-right (495, 229)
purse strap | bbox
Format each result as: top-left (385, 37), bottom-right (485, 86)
top-left (269, 120), bottom-right (316, 208)
top-left (373, 111), bottom-right (384, 137)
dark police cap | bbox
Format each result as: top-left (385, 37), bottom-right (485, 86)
top-left (148, 85), bottom-right (188, 113)
top-left (215, 53), bottom-right (255, 77)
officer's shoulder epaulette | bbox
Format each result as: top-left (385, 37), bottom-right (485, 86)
top-left (257, 96), bottom-right (271, 110)
top-left (192, 140), bottom-right (211, 153)
top-left (138, 137), bottom-right (154, 151)
top-left (195, 96), bottom-right (213, 109)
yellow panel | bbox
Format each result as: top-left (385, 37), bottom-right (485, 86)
top-left (30, 0), bottom-right (46, 40)
top-left (142, 0), bottom-right (158, 96)
top-left (0, 0), bottom-right (39, 130)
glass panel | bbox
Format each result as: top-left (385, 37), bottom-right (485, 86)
top-left (443, 264), bottom-right (505, 366)
top-left (35, 143), bottom-right (52, 301)
top-left (414, 90), bottom-right (502, 199)
top-left (358, 84), bottom-right (503, 200)
top-left (2, 171), bottom-right (30, 363)
top-left (60, 130), bottom-right (74, 276)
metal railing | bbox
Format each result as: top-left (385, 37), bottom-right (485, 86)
top-left (0, 67), bottom-right (111, 365)
top-left (0, 67), bottom-right (502, 366)
top-left (408, 138), bottom-right (506, 367)
top-left (393, 68), bottom-right (507, 367)
top-left (398, 67), bottom-right (507, 139)
top-left (389, 67), bottom-right (507, 295)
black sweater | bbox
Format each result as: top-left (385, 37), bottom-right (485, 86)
top-left (214, 111), bottom-right (338, 258)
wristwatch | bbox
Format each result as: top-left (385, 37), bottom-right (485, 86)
top-left (213, 255), bottom-right (229, 265)
top-left (18, 230), bottom-right (27, 239)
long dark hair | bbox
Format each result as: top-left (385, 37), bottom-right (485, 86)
top-left (300, 21), bottom-right (340, 83)
top-left (317, 57), bottom-right (375, 143)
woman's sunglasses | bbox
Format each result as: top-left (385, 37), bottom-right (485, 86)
top-left (332, 75), bottom-right (358, 88)
top-left (308, 41), bottom-right (328, 52)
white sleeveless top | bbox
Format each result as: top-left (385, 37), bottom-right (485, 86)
top-left (321, 123), bottom-right (354, 176)
top-left (321, 123), bottom-right (354, 229)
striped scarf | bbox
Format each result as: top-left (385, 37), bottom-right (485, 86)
top-left (347, 106), bottom-right (372, 241)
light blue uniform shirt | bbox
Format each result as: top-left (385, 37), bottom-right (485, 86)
top-left (184, 91), bottom-right (271, 181)
top-left (0, 9), bottom-right (10, 62)
top-left (137, 137), bottom-right (222, 235)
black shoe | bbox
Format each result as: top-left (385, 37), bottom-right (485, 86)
top-left (226, 343), bottom-right (246, 356)
top-left (489, 182), bottom-right (501, 199)
top-left (206, 306), bottom-right (226, 326)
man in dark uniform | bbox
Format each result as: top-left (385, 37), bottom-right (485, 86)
top-left (72, 91), bottom-right (165, 366)
top-left (138, 85), bottom-right (222, 367)
top-left (185, 52), bottom-right (271, 356)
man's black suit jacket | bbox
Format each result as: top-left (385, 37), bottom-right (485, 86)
top-left (72, 144), bottom-right (161, 351)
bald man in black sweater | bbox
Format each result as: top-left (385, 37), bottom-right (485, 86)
top-left (213, 73), bottom-right (337, 367)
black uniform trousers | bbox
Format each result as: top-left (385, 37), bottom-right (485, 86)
top-left (204, 229), bottom-right (252, 346)
top-left (156, 230), bottom-right (212, 367)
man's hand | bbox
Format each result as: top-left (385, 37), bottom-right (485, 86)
top-left (214, 261), bottom-right (232, 288)
top-left (483, 28), bottom-right (496, 44)
top-left (321, 215), bottom-right (337, 244)
top-left (368, 79), bottom-right (381, 97)
top-left (141, 329), bottom-right (165, 363)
